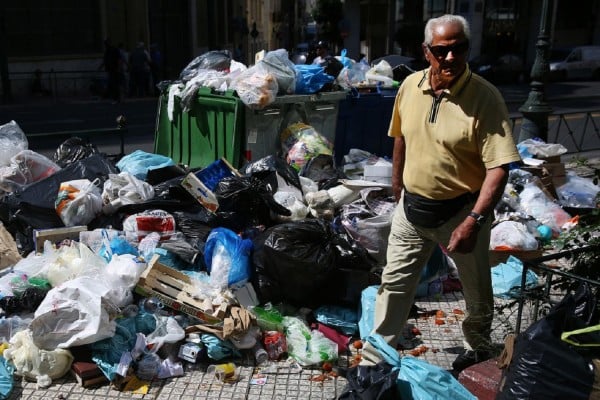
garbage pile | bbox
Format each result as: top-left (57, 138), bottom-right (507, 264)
top-left (0, 98), bottom-right (598, 397)
top-left (0, 118), bottom-right (408, 395)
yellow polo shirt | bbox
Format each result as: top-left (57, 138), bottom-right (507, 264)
top-left (388, 66), bottom-right (521, 200)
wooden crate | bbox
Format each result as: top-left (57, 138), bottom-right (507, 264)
top-left (135, 255), bottom-right (223, 326)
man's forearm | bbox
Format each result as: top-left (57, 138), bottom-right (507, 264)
top-left (471, 165), bottom-right (510, 217)
top-left (392, 136), bottom-right (406, 201)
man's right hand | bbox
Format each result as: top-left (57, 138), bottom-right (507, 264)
top-left (392, 184), bottom-right (403, 203)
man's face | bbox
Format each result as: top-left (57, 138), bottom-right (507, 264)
top-left (422, 22), bottom-right (469, 88)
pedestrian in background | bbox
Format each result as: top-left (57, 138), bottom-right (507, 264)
top-left (149, 43), bottom-right (162, 96)
top-left (100, 38), bottom-right (122, 103)
top-left (311, 40), bottom-right (330, 65)
top-left (358, 14), bottom-right (521, 373)
top-left (129, 42), bottom-right (151, 97)
top-left (117, 42), bottom-right (129, 99)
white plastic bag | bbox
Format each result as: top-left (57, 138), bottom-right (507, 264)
top-left (41, 241), bottom-right (107, 287)
top-left (55, 179), bottom-right (103, 226)
top-left (102, 253), bottom-right (147, 307)
top-left (4, 329), bottom-right (73, 383)
top-left (29, 276), bottom-right (117, 349)
top-left (102, 172), bottom-right (155, 213)
top-left (145, 315), bottom-right (186, 351)
top-left (490, 220), bottom-right (539, 251)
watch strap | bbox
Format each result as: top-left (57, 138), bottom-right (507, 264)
top-left (468, 211), bottom-right (486, 226)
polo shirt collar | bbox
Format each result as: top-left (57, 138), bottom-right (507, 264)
top-left (417, 65), bottom-right (472, 97)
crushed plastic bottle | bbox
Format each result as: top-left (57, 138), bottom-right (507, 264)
top-left (138, 232), bottom-right (161, 261)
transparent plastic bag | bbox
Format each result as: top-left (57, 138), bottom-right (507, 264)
top-left (231, 63), bottom-right (278, 110)
top-left (262, 49), bottom-right (297, 94)
top-left (0, 150), bottom-right (61, 194)
top-left (556, 172), bottom-right (600, 208)
top-left (0, 120), bottom-right (28, 167)
top-left (283, 316), bottom-right (338, 366)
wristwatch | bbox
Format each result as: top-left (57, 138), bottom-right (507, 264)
top-left (468, 211), bottom-right (487, 227)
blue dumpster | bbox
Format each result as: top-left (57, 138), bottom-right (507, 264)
top-left (334, 88), bottom-right (398, 165)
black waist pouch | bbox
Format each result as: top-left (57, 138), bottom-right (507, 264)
top-left (403, 190), bottom-right (477, 228)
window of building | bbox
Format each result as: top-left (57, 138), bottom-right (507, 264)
top-left (423, 0), bottom-right (446, 20)
top-left (4, 0), bottom-right (101, 58)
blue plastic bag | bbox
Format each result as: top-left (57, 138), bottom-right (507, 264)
top-left (314, 305), bottom-right (359, 336)
top-left (491, 255), bottom-right (539, 299)
top-left (204, 227), bottom-right (253, 289)
top-left (0, 356), bottom-right (14, 400)
top-left (200, 333), bottom-right (242, 361)
top-left (294, 65), bottom-right (334, 94)
top-left (366, 334), bottom-right (476, 400)
top-left (358, 285), bottom-right (378, 339)
top-left (337, 49), bottom-right (353, 69)
top-left (116, 150), bottom-right (175, 180)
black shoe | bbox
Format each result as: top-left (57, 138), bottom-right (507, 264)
top-left (452, 349), bottom-right (492, 372)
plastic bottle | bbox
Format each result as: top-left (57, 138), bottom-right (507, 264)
top-left (365, 72), bottom-right (400, 88)
top-left (249, 303), bottom-right (284, 332)
top-left (138, 297), bottom-right (164, 314)
top-left (138, 232), bottom-right (160, 261)
top-left (253, 342), bottom-right (268, 365)
top-left (206, 362), bottom-right (237, 382)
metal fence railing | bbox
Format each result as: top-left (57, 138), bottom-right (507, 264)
top-left (9, 69), bottom-right (106, 102)
top-left (510, 109), bottom-right (600, 155)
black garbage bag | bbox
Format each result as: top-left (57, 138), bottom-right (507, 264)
top-left (179, 50), bottom-right (232, 81)
top-left (251, 219), bottom-right (337, 308)
top-left (0, 286), bottom-right (50, 316)
top-left (146, 164), bottom-right (188, 186)
top-left (497, 283), bottom-right (600, 400)
top-left (3, 154), bottom-right (117, 254)
top-left (52, 137), bottom-right (100, 168)
top-left (338, 362), bottom-right (399, 400)
top-left (318, 56), bottom-right (344, 79)
top-left (240, 155), bottom-right (302, 193)
top-left (214, 175), bottom-right (291, 230)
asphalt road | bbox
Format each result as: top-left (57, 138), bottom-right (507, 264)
top-left (1, 80), bottom-right (599, 160)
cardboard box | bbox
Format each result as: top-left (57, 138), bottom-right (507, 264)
top-left (364, 160), bottom-right (393, 185)
top-left (181, 158), bottom-right (240, 213)
top-left (0, 222), bottom-right (21, 270)
top-left (363, 161), bottom-right (392, 178)
top-left (33, 225), bottom-right (88, 253)
top-left (536, 155), bottom-right (562, 164)
top-left (135, 255), bottom-right (224, 326)
top-left (232, 282), bottom-right (259, 308)
top-left (543, 162), bottom-right (567, 187)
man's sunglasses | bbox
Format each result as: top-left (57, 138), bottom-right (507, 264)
top-left (427, 41), bottom-right (470, 59)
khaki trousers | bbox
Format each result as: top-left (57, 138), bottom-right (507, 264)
top-left (361, 192), bottom-right (493, 365)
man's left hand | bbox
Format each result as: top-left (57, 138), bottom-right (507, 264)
top-left (447, 218), bottom-right (479, 254)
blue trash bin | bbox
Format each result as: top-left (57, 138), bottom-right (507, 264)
top-left (334, 87), bottom-right (398, 165)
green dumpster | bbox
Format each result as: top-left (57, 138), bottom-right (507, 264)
top-left (154, 87), bottom-right (244, 169)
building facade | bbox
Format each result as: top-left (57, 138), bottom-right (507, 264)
top-left (1, 0), bottom-right (599, 101)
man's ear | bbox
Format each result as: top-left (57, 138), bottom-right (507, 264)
top-left (422, 44), bottom-right (430, 63)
